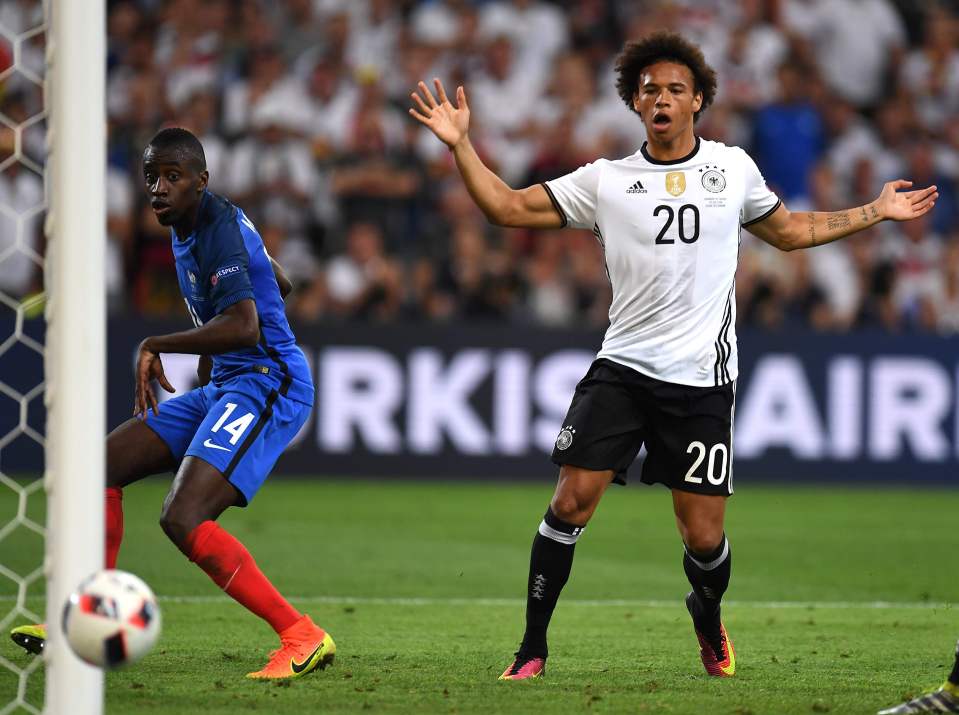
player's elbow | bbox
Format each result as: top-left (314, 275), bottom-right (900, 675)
top-left (777, 237), bottom-right (800, 252)
top-left (778, 215), bottom-right (809, 251)
top-left (484, 205), bottom-right (512, 227)
top-left (238, 316), bottom-right (260, 348)
top-left (762, 227), bottom-right (800, 252)
top-left (485, 212), bottom-right (506, 227)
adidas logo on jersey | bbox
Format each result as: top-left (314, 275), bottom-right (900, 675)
top-left (626, 180), bottom-right (647, 194)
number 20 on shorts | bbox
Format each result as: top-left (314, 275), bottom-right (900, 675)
top-left (684, 441), bottom-right (729, 485)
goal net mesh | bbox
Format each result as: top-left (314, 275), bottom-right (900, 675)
top-left (0, 0), bottom-right (48, 711)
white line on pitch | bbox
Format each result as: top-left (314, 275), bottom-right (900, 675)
top-left (0, 595), bottom-right (952, 609)
top-left (152, 595), bottom-right (954, 610)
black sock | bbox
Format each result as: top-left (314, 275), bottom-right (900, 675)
top-left (949, 640), bottom-right (959, 686)
top-left (519, 507), bottom-right (584, 658)
top-left (683, 534), bottom-right (731, 628)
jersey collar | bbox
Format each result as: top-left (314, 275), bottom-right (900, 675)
top-left (171, 190), bottom-right (212, 244)
top-left (640, 136), bottom-right (701, 165)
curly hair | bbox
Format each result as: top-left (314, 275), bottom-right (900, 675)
top-left (615, 31), bottom-right (718, 123)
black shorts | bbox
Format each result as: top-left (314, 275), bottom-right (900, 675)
top-left (550, 359), bottom-right (736, 495)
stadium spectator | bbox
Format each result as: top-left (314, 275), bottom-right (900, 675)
top-left (710, 0), bottom-right (787, 111)
top-left (479, 0), bottom-right (568, 87)
top-left (566, 231), bottom-right (613, 328)
top-left (329, 75), bottom-right (429, 252)
top-left (805, 164), bottom-right (864, 328)
top-left (467, 32), bottom-right (543, 184)
top-left (868, 98), bottom-right (916, 189)
top-left (934, 237), bottom-right (959, 334)
top-left (173, 86), bottom-right (228, 191)
top-left (0, 135), bottom-right (43, 300)
top-left (227, 99), bottom-right (318, 256)
top-left (222, 45), bottom-right (309, 139)
top-left (106, 162), bottom-right (135, 311)
top-left (751, 58), bottom-right (825, 204)
top-left (345, 0), bottom-right (404, 76)
top-left (794, 0), bottom-right (907, 111)
top-left (432, 221), bottom-right (518, 321)
top-left (410, 0), bottom-right (470, 51)
top-left (325, 222), bottom-right (403, 320)
top-left (899, 6), bottom-right (959, 133)
top-left (904, 140), bottom-right (957, 237)
top-left (886, 213), bottom-right (945, 330)
top-left (268, 0), bottom-right (323, 66)
top-left (524, 230), bottom-right (577, 327)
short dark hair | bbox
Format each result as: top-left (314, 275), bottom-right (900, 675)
top-left (146, 127), bottom-right (207, 171)
top-left (615, 31), bottom-right (718, 122)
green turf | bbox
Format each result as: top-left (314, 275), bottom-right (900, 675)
top-left (1, 478), bottom-right (957, 714)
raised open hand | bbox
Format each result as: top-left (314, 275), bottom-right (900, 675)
top-left (877, 180), bottom-right (938, 222)
top-left (409, 78), bottom-right (470, 150)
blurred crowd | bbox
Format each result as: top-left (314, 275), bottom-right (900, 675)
top-left (2, 0), bottom-right (959, 333)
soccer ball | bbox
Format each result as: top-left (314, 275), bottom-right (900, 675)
top-left (62, 569), bottom-right (161, 669)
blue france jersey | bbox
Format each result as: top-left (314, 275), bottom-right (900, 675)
top-left (171, 191), bottom-right (313, 405)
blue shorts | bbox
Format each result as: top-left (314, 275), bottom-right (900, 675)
top-left (142, 374), bottom-right (311, 506)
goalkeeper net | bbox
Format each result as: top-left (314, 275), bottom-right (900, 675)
top-left (0, 3), bottom-right (51, 711)
top-left (0, 1), bottom-right (104, 713)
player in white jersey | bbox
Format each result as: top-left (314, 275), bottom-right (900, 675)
top-left (409, 31), bottom-right (937, 681)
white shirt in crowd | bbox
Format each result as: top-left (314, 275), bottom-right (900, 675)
top-left (0, 167), bottom-right (43, 298)
top-left (789, 0), bottom-right (905, 108)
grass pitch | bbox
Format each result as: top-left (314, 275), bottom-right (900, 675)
top-left (1, 478), bottom-right (957, 714)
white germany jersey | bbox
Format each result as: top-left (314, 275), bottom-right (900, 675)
top-left (544, 137), bottom-right (780, 387)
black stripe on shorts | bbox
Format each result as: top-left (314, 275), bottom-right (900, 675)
top-left (222, 388), bottom-right (279, 482)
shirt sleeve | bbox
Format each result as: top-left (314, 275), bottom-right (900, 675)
top-left (205, 219), bottom-right (256, 315)
top-left (543, 160), bottom-right (603, 230)
top-left (740, 150), bottom-right (782, 227)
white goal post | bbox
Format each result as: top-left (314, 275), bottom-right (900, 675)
top-left (43, 0), bottom-right (105, 712)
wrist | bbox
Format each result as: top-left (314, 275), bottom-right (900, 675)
top-left (448, 134), bottom-right (470, 153)
top-left (870, 200), bottom-right (885, 222)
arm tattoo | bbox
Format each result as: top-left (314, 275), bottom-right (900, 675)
top-left (826, 211), bottom-right (851, 231)
top-left (870, 205), bottom-right (879, 219)
top-left (808, 213), bottom-right (816, 246)
top-left (860, 206), bottom-right (869, 224)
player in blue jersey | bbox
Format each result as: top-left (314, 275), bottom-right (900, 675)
top-left (10, 128), bottom-right (333, 679)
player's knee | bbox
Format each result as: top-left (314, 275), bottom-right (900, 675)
top-left (684, 526), bottom-right (724, 556)
top-left (159, 501), bottom-right (202, 549)
top-left (549, 493), bottom-right (592, 525)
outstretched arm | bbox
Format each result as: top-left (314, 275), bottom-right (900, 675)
top-left (747, 180), bottom-right (938, 251)
top-left (409, 78), bottom-right (562, 229)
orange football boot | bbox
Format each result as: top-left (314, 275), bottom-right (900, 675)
top-left (246, 615), bottom-right (335, 680)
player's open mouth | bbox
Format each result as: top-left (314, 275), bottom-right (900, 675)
top-left (652, 113), bottom-right (671, 130)
top-left (152, 200), bottom-right (171, 216)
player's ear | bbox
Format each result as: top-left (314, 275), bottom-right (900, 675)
top-left (692, 91), bottom-right (703, 114)
top-left (198, 170), bottom-right (209, 193)
top-left (632, 91), bottom-right (641, 115)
